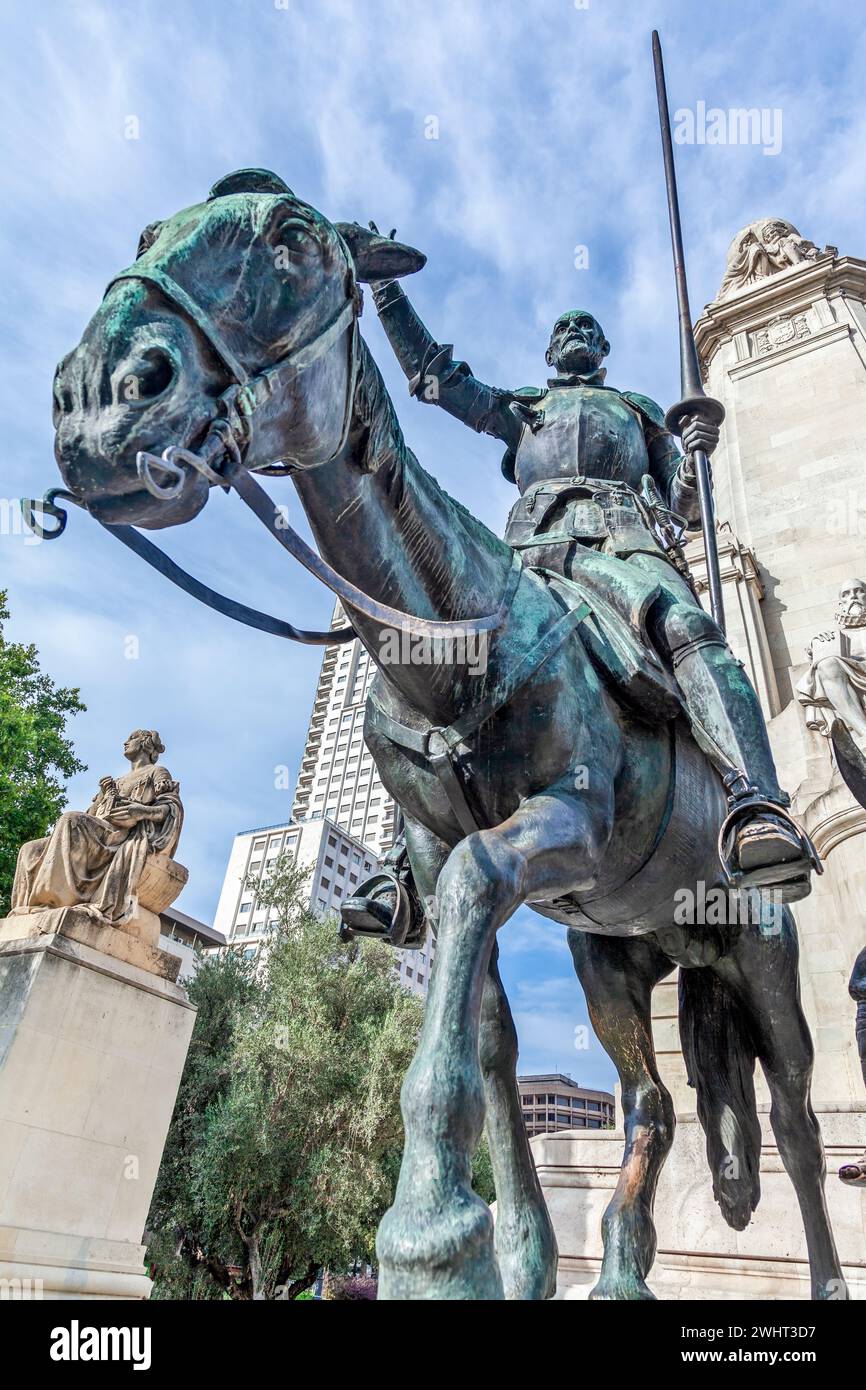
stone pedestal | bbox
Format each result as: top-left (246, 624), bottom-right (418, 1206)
top-left (0, 914), bottom-right (195, 1298)
top-left (540, 1111), bottom-right (866, 1300)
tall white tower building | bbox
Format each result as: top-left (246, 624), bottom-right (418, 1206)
top-left (291, 602), bottom-right (397, 857)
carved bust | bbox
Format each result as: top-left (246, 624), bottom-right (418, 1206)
top-left (10, 728), bottom-right (185, 927)
top-left (796, 580), bottom-right (866, 743)
top-left (717, 219), bottom-right (829, 301)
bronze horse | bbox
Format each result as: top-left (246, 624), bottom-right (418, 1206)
top-left (41, 170), bottom-right (845, 1300)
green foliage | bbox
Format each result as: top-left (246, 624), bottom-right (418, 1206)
top-left (471, 1134), bottom-right (496, 1205)
top-left (0, 590), bottom-right (85, 913)
top-left (148, 860), bottom-right (424, 1300)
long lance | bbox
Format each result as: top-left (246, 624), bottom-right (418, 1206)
top-left (651, 30), bottom-right (727, 632)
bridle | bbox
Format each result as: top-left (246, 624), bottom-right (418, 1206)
top-left (23, 233), bottom-right (518, 647)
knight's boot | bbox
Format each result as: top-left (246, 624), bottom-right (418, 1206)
top-left (339, 833), bottom-right (427, 949)
top-left (669, 615), bottom-right (821, 903)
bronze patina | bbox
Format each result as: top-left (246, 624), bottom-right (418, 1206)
top-left (25, 158), bottom-right (846, 1301)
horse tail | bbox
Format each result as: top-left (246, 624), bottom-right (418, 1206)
top-left (678, 964), bottom-right (761, 1230)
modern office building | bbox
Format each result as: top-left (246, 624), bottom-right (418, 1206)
top-left (213, 815), bottom-right (434, 998)
top-left (213, 818), bottom-right (378, 945)
top-left (291, 601), bottom-right (397, 858)
top-left (518, 1074), bottom-right (615, 1138)
top-left (158, 904), bottom-right (226, 979)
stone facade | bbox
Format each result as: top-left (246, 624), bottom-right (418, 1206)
top-left (543, 233), bottom-right (866, 1299)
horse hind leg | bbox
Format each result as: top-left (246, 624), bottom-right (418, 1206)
top-left (480, 943), bottom-right (557, 1299)
top-left (568, 928), bottom-right (676, 1300)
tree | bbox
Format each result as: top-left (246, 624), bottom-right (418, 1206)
top-left (148, 861), bottom-right (424, 1300)
top-left (0, 590), bottom-right (85, 913)
top-left (471, 1134), bottom-right (496, 1206)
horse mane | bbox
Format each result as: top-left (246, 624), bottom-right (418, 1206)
top-left (349, 333), bottom-right (491, 532)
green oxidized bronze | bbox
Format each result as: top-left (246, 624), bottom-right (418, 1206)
top-left (33, 166), bottom-right (847, 1300)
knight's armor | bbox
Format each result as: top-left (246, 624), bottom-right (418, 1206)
top-left (339, 279), bottom-right (817, 940)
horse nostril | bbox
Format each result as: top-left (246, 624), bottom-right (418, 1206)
top-left (122, 348), bottom-right (174, 403)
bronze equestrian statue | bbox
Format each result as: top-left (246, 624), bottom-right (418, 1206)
top-left (33, 169), bottom-right (845, 1299)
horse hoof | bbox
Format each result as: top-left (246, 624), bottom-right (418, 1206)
top-left (589, 1276), bottom-right (656, 1301)
top-left (377, 1192), bottom-right (504, 1300)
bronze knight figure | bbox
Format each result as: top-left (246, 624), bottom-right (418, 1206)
top-left (342, 276), bottom-right (818, 942)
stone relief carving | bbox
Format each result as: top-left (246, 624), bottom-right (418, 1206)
top-left (754, 312), bottom-right (811, 356)
top-left (9, 728), bottom-right (186, 928)
top-left (718, 219), bottom-right (831, 301)
top-left (796, 579), bottom-right (866, 744)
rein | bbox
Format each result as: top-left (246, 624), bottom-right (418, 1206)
top-left (23, 244), bottom-right (519, 648)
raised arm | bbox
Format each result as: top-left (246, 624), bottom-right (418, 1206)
top-left (371, 279), bottom-right (521, 450)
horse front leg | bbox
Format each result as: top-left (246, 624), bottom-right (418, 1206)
top-left (376, 831), bottom-right (515, 1300)
top-left (480, 943), bottom-right (558, 1299)
top-left (377, 784), bottom-right (613, 1300)
top-left (400, 815), bottom-right (557, 1299)
top-left (568, 929), bottom-right (676, 1300)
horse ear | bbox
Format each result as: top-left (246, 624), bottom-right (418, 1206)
top-left (335, 222), bottom-right (426, 282)
top-left (208, 169), bottom-right (294, 200)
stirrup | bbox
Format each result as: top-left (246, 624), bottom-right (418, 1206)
top-left (718, 793), bottom-right (822, 904)
top-left (339, 870), bottom-right (425, 950)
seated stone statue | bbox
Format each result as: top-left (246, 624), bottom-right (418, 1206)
top-left (10, 728), bottom-right (184, 927)
top-left (718, 218), bottom-right (824, 300)
top-left (796, 578), bottom-right (866, 744)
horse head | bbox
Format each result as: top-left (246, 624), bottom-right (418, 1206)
top-left (52, 168), bottom-right (424, 529)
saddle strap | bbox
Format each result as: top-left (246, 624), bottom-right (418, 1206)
top-left (367, 594), bottom-right (592, 836)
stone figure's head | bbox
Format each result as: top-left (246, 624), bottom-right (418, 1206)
top-left (835, 579), bottom-right (866, 628)
top-left (546, 310), bottom-right (610, 379)
top-left (758, 218), bottom-right (798, 250)
top-left (124, 729), bottom-right (166, 764)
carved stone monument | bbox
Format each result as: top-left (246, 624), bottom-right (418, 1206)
top-left (718, 219), bottom-right (833, 302)
top-left (0, 731), bottom-right (196, 1297)
top-left (3, 728), bottom-right (188, 976)
top-left (796, 580), bottom-right (866, 743)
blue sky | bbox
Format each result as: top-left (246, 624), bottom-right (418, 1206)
top-left (2, 0), bottom-right (864, 1088)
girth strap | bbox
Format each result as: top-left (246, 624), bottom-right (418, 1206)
top-left (367, 594), bottom-right (592, 836)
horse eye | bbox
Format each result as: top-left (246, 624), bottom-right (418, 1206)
top-left (271, 218), bottom-right (318, 260)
